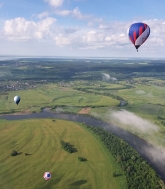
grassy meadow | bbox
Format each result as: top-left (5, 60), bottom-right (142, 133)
top-left (0, 83), bottom-right (119, 114)
top-left (0, 119), bottom-right (126, 189)
top-left (1, 77), bottom-right (165, 148)
top-left (1, 78), bottom-right (165, 147)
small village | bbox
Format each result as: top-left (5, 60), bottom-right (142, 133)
top-left (0, 81), bottom-right (40, 91)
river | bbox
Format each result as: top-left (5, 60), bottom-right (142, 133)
top-left (0, 109), bottom-right (165, 182)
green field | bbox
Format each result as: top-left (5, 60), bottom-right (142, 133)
top-left (1, 78), bottom-right (165, 147)
top-left (0, 84), bottom-right (119, 114)
top-left (2, 75), bottom-right (165, 146)
top-left (84, 79), bottom-right (165, 147)
top-left (0, 119), bottom-right (126, 189)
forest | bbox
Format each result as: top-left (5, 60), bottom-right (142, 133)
top-left (84, 124), bottom-right (164, 189)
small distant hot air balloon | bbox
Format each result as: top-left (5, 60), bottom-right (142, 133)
top-left (43, 172), bottom-right (51, 181)
top-left (14, 96), bottom-right (20, 105)
top-left (127, 22), bottom-right (150, 52)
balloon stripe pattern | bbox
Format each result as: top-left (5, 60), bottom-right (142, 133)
top-left (127, 22), bottom-right (150, 51)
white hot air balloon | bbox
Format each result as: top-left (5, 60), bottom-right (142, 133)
top-left (14, 96), bottom-right (21, 105)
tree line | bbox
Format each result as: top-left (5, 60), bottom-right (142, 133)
top-left (74, 87), bottom-right (127, 103)
top-left (83, 125), bottom-right (164, 189)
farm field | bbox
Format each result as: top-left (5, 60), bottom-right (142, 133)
top-left (1, 58), bottom-right (165, 187)
top-left (1, 75), bottom-right (165, 148)
top-left (0, 84), bottom-right (119, 114)
top-left (86, 80), bottom-right (165, 147)
top-left (0, 119), bottom-right (126, 189)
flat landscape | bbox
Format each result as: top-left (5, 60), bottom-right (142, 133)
top-left (1, 58), bottom-right (165, 188)
top-left (0, 118), bottom-right (126, 189)
top-left (1, 0), bottom-right (165, 188)
top-left (1, 60), bottom-right (165, 147)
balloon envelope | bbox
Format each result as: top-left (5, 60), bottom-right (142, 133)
top-left (43, 172), bottom-right (51, 181)
top-left (14, 96), bottom-right (20, 105)
top-left (127, 22), bottom-right (150, 51)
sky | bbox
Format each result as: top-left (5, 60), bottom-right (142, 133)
top-left (0, 0), bottom-right (165, 58)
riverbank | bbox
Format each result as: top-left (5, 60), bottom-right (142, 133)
top-left (0, 108), bottom-right (165, 182)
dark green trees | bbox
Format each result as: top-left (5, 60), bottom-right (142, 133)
top-left (84, 125), bottom-right (163, 189)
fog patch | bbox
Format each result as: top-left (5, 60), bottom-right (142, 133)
top-left (102, 73), bottom-right (117, 81)
top-left (109, 109), bottom-right (158, 133)
top-left (135, 90), bottom-right (154, 97)
top-left (147, 92), bottom-right (154, 97)
top-left (143, 145), bottom-right (165, 175)
top-left (135, 90), bottom-right (146, 95)
top-left (102, 73), bottom-right (110, 81)
top-left (54, 107), bottom-right (64, 113)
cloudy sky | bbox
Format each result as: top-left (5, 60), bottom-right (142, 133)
top-left (0, 0), bottom-right (165, 57)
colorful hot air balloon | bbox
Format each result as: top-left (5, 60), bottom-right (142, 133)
top-left (14, 96), bottom-right (20, 105)
top-left (43, 172), bottom-right (51, 181)
top-left (127, 22), bottom-right (150, 52)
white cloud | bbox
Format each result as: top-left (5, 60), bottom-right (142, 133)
top-left (1, 18), bottom-right (165, 54)
top-left (55, 7), bottom-right (92, 20)
top-left (54, 35), bottom-right (70, 46)
top-left (119, 33), bottom-right (125, 37)
top-left (99, 24), bottom-right (111, 29)
top-left (55, 9), bottom-right (70, 16)
top-left (44, 0), bottom-right (64, 7)
top-left (52, 20), bottom-right (163, 48)
top-left (3, 17), bottom-right (56, 41)
top-left (142, 19), bottom-right (165, 46)
top-left (37, 12), bottom-right (50, 19)
top-left (81, 19), bottom-right (165, 50)
top-left (82, 30), bottom-right (104, 43)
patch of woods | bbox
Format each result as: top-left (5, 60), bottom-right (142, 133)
top-left (11, 150), bottom-right (31, 156)
top-left (78, 157), bottom-right (87, 162)
top-left (74, 87), bottom-right (128, 104)
top-left (61, 141), bottom-right (87, 162)
top-left (157, 116), bottom-right (165, 126)
top-left (11, 150), bottom-right (18, 156)
top-left (61, 140), bottom-right (77, 153)
top-left (84, 125), bottom-right (164, 189)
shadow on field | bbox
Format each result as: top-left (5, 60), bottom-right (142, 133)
top-left (25, 153), bottom-right (32, 156)
top-left (70, 180), bottom-right (87, 185)
top-left (17, 152), bottom-right (22, 155)
top-left (37, 176), bottom-right (63, 189)
top-left (115, 173), bottom-right (123, 177)
top-left (68, 144), bottom-right (78, 153)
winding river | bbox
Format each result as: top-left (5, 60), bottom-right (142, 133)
top-left (0, 109), bottom-right (165, 182)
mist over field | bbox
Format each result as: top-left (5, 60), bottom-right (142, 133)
top-left (109, 109), bottom-right (159, 133)
top-left (102, 73), bottom-right (117, 81)
top-left (135, 90), bottom-right (154, 97)
top-left (135, 90), bottom-right (146, 95)
top-left (1, 58), bottom-right (165, 187)
top-left (54, 107), bottom-right (64, 113)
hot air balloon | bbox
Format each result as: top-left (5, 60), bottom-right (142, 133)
top-left (14, 96), bottom-right (20, 105)
top-left (43, 172), bottom-right (51, 181)
top-left (127, 22), bottom-right (150, 52)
